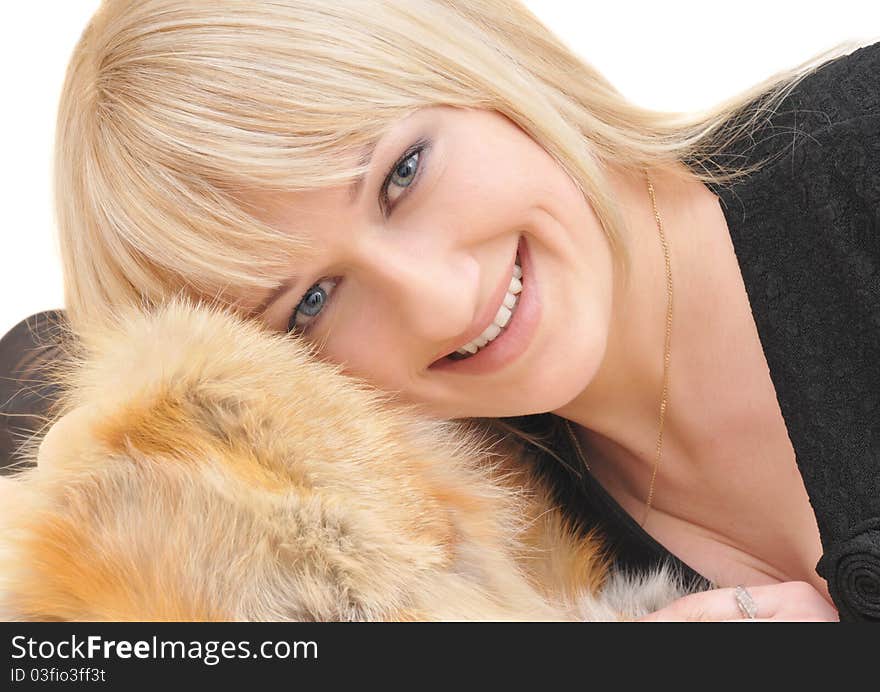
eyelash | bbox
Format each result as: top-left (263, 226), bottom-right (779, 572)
top-left (379, 139), bottom-right (429, 215)
top-left (286, 140), bottom-right (430, 336)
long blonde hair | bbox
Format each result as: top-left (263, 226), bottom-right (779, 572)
top-left (53, 0), bottom-right (865, 463)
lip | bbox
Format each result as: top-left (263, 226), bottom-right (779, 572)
top-left (428, 234), bottom-right (540, 375)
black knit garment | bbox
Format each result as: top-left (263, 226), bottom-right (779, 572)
top-left (542, 41), bottom-right (880, 622)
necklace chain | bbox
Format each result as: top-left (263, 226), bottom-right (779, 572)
top-left (564, 169), bottom-right (673, 528)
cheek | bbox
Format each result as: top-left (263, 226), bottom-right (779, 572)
top-left (315, 308), bottom-right (411, 393)
top-left (440, 135), bottom-right (539, 227)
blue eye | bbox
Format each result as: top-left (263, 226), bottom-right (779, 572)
top-left (381, 141), bottom-right (428, 212)
top-left (286, 277), bottom-right (339, 335)
top-left (395, 153), bottom-right (418, 181)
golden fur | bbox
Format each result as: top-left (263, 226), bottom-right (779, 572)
top-left (0, 297), bottom-right (685, 621)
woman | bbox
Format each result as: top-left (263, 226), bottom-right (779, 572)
top-left (53, 0), bottom-right (878, 620)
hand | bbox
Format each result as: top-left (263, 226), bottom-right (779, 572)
top-left (637, 581), bottom-right (840, 622)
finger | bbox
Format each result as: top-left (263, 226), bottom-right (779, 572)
top-left (642, 586), bottom-right (771, 622)
top-left (640, 580), bottom-right (838, 622)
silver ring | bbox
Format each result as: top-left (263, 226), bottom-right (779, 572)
top-left (734, 585), bottom-right (758, 619)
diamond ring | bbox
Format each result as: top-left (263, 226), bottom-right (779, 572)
top-left (734, 585), bottom-right (758, 619)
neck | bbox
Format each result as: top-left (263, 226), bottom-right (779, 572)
top-left (552, 162), bottom-right (758, 502)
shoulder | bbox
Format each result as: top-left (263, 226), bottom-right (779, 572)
top-left (707, 41), bottom-right (880, 233)
top-left (706, 40), bottom-right (880, 188)
top-left (783, 39), bottom-right (880, 127)
top-left (771, 40), bottom-right (880, 186)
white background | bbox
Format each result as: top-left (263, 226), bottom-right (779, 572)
top-left (1, 1), bottom-right (878, 337)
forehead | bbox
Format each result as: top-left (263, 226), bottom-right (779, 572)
top-left (242, 184), bottom-right (353, 231)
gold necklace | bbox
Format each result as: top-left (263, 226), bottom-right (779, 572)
top-left (564, 169), bottom-right (673, 527)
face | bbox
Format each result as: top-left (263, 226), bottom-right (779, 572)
top-left (246, 106), bottom-right (615, 420)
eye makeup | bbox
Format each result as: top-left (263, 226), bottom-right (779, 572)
top-left (285, 136), bottom-right (433, 335)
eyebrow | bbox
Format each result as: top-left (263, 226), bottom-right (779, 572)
top-left (253, 276), bottom-right (297, 318)
top-left (348, 139), bottom-right (379, 204)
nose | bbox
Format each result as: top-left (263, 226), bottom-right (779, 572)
top-left (353, 235), bottom-right (479, 349)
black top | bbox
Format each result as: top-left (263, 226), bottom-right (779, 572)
top-left (539, 40), bottom-right (880, 621)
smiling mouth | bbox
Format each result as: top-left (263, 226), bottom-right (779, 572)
top-left (444, 252), bottom-right (523, 361)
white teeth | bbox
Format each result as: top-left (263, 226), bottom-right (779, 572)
top-left (454, 259), bottom-right (523, 356)
top-left (483, 322), bottom-right (503, 340)
top-left (494, 304), bottom-right (512, 328)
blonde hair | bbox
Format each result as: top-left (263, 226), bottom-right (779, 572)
top-left (53, 0), bottom-right (866, 462)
